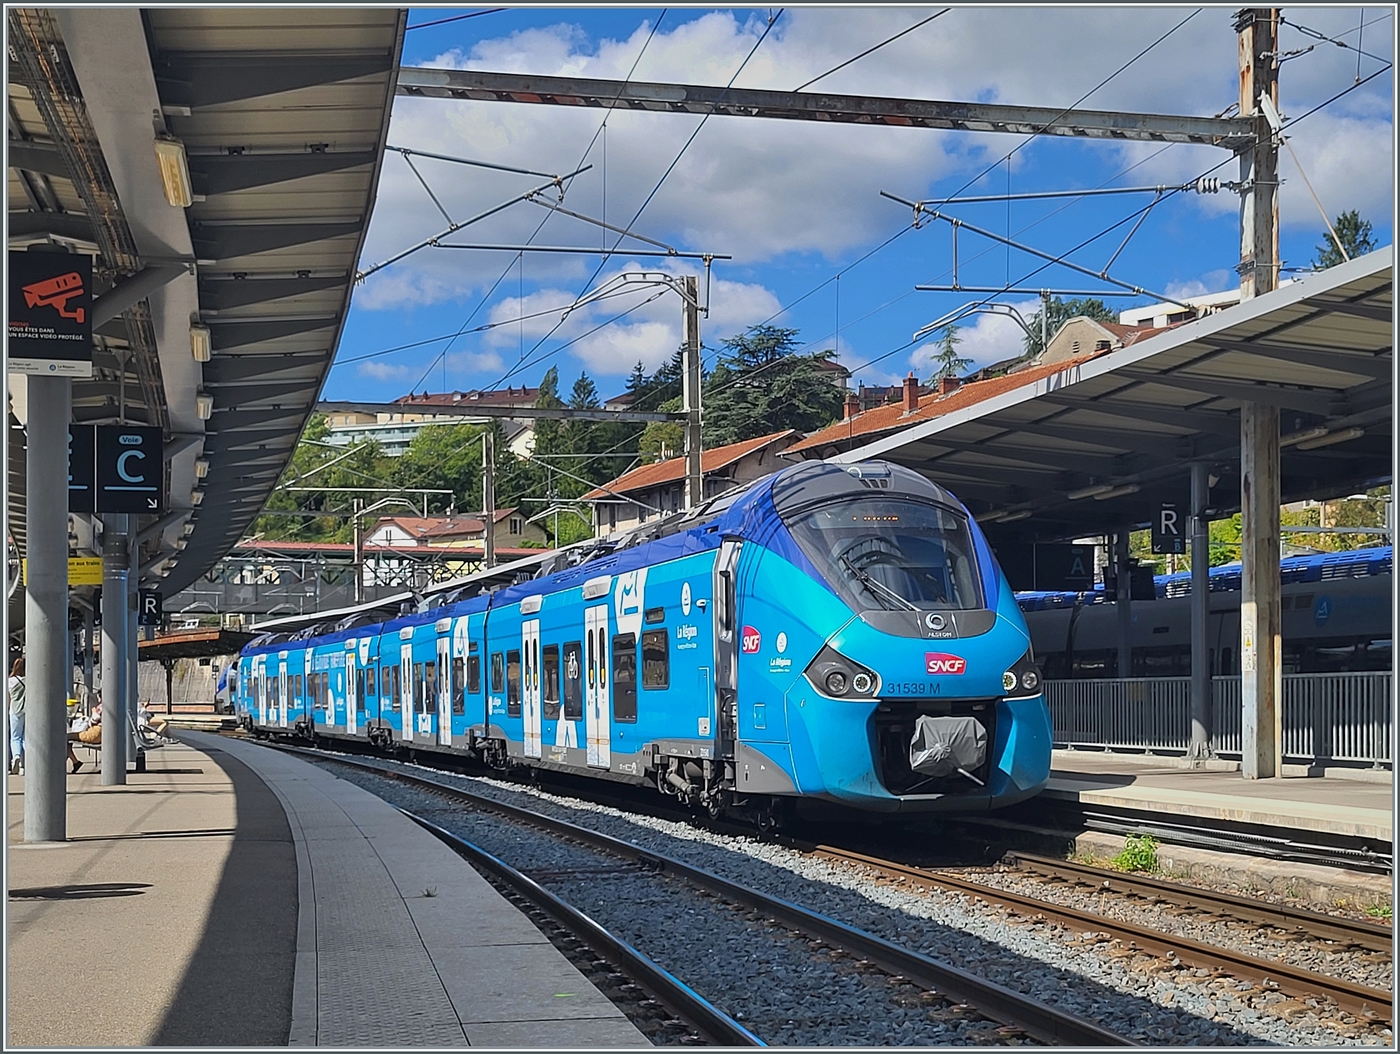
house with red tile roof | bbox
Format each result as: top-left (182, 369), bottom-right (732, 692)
top-left (583, 429), bottom-right (798, 535)
top-left (786, 315), bottom-right (1175, 462)
top-left (364, 508), bottom-right (547, 550)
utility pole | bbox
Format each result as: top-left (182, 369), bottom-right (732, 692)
top-left (1236, 6), bottom-right (1282, 779)
top-left (682, 275), bottom-right (703, 510)
top-left (352, 497), bottom-right (364, 604)
top-left (482, 427), bottom-right (496, 568)
top-left (1188, 462), bottom-right (1213, 761)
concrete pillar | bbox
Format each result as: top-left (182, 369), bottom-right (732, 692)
top-left (23, 375), bottom-right (71, 843)
top-left (1240, 405), bottom-right (1282, 778)
top-left (1188, 462), bottom-right (1213, 761)
top-left (1114, 530), bottom-right (1132, 678)
top-left (100, 514), bottom-right (129, 784)
top-left (127, 547), bottom-right (141, 770)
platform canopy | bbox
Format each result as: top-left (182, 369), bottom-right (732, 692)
top-left (818, 249), bottom-right (1392, 548)
top-left (7, 8), bottom-right (405, 596)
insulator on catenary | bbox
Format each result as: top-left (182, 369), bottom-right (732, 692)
top-left (1194, 177), bottom-right (1220, 194)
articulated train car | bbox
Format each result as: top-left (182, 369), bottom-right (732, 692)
top-left (234, 461), bottom-right (1052, 817)
top-left (1018, 547), bottom-right (1392, 678)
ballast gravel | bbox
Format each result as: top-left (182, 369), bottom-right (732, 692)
top-left (953, 867), bottom-right (1393, 992)
top-left (315, 755), bottom-right (1390, 1047)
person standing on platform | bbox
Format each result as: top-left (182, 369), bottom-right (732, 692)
top-left (7, 656), bottom-right (25, 775)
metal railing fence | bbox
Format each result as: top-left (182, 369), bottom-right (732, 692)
top-left (1047, 672), bottom-right (1391, 766)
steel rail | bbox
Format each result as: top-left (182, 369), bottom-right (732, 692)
top-left (809, 846), bottom-right (1392, 1026)
top-left (403, 809), bottom-right (764, 1047)
top-left (274, 745), bottom-right (1133, 1047)
top-left (1004, 851), bottom-right (1393, 953)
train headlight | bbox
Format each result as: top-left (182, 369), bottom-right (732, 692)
top-left (805, 646), bottom-right (879, 699)
top-left (1003, 651), bottom-right (1043, 699)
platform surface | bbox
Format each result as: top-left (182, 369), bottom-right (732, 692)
top-left (1047, 749), bottom-right (1393, 842)
top-left (8, 733), bottom-right (650, 1048)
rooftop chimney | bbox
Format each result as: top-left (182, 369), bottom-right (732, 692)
top-left (902, 372), bottom-right (919, 413)
top-left (938, 375), bottom-right (960, 396)
top-left (843, 391), bottom-right (860, 420)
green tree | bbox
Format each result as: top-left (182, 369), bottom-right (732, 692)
top-left (392, 420), bottom-right (495, 512)
top-left (926, 324), bottom-right (972, 383)
top-left (1314, 210), bottom-right (1375, 270)
top-left (1022, 297), bottom-right (1118, 358)
top-left (701, 325), bottom-right (845, 446)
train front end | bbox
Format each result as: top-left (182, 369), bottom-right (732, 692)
top-left (732, 460), bottom-right (1051, 812)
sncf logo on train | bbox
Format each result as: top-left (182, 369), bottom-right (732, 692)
top-left (741, 627), bottom-right (762, 654)
top-left (925, 653), bottom-right (967, 675)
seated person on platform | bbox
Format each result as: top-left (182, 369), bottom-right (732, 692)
top-left (138, 704), bottom-right (172, 742)
top-left (65, 711), bottom-right (96, 773)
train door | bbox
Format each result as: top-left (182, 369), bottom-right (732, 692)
top-left (278, 658), bottom-right (289, 728)
top-left (452, 616), bottom-right (471, 747)
top-left (400, 637), bottom-right (413, 742)
top-left (437, 621), bottom-right (452, 747)
top-left (523, 619), bottom-right (542, 758)
top-left (585, 605), bottom-right (610, 768)
top-left (304, 650), bottom-right (314, 727)
top-left (714, 540), bottom-right (742, 745)
top-left (346, 646), bottom-right (358, 734)
top-left (256, 657), bottom-right (267, 726)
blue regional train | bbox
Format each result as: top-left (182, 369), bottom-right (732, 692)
top-left (233, 461), bottom-right (1051, 818)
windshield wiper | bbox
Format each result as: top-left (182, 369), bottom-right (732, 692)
top-left (840, 556), bottom-right (919, 612)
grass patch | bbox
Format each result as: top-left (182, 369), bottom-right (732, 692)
top-left (1112, 833), bottom-right (1159, 873)
top-left (1365, 903), bottom-right (1392, 919)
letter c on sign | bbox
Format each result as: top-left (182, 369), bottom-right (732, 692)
top-left (116, 449), bottom-right (146, 483)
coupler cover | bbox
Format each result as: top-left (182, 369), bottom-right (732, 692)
top-left (909, 715), bottom-right (987, 781)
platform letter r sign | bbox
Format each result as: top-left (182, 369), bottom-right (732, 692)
top-left (1152, 502), bottom-right (1185, 555)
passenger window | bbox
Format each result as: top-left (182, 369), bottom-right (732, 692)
top-left (506, 650), bottom-right (521, 717)
top-left (611, 633), bottom-right (637, 722)
top-left (424, 660), bottom-right (437, 712)
top-left (641, 629), bottom-right (669, 690)
top-left (366, 665), bottom-right (377, 699)
top-left (467, 651), bottom-right (481, 694)
top-left (391, 665), bottom-right (401, 708)
top-left (563, 642), bottom-right (583, 721)
top-left (490, 652), bottom-right (504, 694)
top-left (413, 662), bottom-right (426, 713)
top-left (452, 657), bottom-right (465, 715)
top-left (542, 645), bottom-right (561, 720)
top-left (381, 665), bottom-right (391, 699)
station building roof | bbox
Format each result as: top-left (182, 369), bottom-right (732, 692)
top-left (795, 249), bottom-right (1393, 550)
top-left (7, 9), bottom-right (405, 597)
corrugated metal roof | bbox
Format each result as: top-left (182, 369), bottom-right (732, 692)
top-left (814, 250), bottom-right (1392, 546)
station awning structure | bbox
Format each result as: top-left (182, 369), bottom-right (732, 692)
top-left (7, 8), bottom-right (406, 596)
top-left (803, 249), bottom-right (1392, 550)
top-left (137, 627), bottom-right (256, 662)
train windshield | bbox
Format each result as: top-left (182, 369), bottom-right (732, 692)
top-left (786, 497), bottom-right (983, 612)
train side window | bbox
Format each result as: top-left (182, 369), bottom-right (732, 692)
top-left (563, 642), bottom-right (583, 721)
top-left (490, 652), bottom-right (504, 694)
top-left (641, 629), bottom-right (669, 690)
top-left (365, 666), bottom-right (376, 699)
top-left (425, 661), bottom-right (437, 713)
top-left (452, 657), bottom-right (465, 715)
top-left (542, 644), bottom-right (561, 720)
top-left (506, 650), bottom-right (521, 717)
top-left (381, 665), bottom-right (391, 699)
top-left (391, 665), bottom-right (402, 708)
top-left (611, 633), bottom-right (637, 722)
top-left (467, 652), bottom-right (481, 694)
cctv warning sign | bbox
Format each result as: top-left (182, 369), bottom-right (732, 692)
top-left (8, 251), bottom-right (93, 376)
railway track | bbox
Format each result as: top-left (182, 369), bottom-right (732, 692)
top-left (275, 743), bottom-right (1131, 1046)
top-left (809, 845), bottom-right (1392, 1027)
top-left (1003, 851), bottom-right (1393, 953)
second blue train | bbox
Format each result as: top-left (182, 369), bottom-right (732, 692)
top-left (232, 460), bottom-right (1051, 818)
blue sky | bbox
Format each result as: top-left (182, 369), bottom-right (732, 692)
top-left (324, 6), bottom-right (1394, 403)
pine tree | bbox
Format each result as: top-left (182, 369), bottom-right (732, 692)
top-left (926, 324), bottom-right (972, 383)
top-left (1314, 210), bottom-right (1375, 270)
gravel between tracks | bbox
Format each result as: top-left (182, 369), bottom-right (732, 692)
top-left (944, 866), bottom-right (1393, 991)
top-left (317, 755), bottom-right (1391, 1047)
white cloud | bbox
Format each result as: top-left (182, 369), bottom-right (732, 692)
top-left (357, 360), bottom-right (419, 382)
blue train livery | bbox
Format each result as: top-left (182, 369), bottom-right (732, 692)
top-left (233, 460), bottom-right (1052, 816)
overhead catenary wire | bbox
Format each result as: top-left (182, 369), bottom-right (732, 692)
top-left (488, 9), bottom-right (783, 391)
top-left (406, 9), bottom-right (506, 31)
top-left (793, 9), bottom-right (950, 92)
